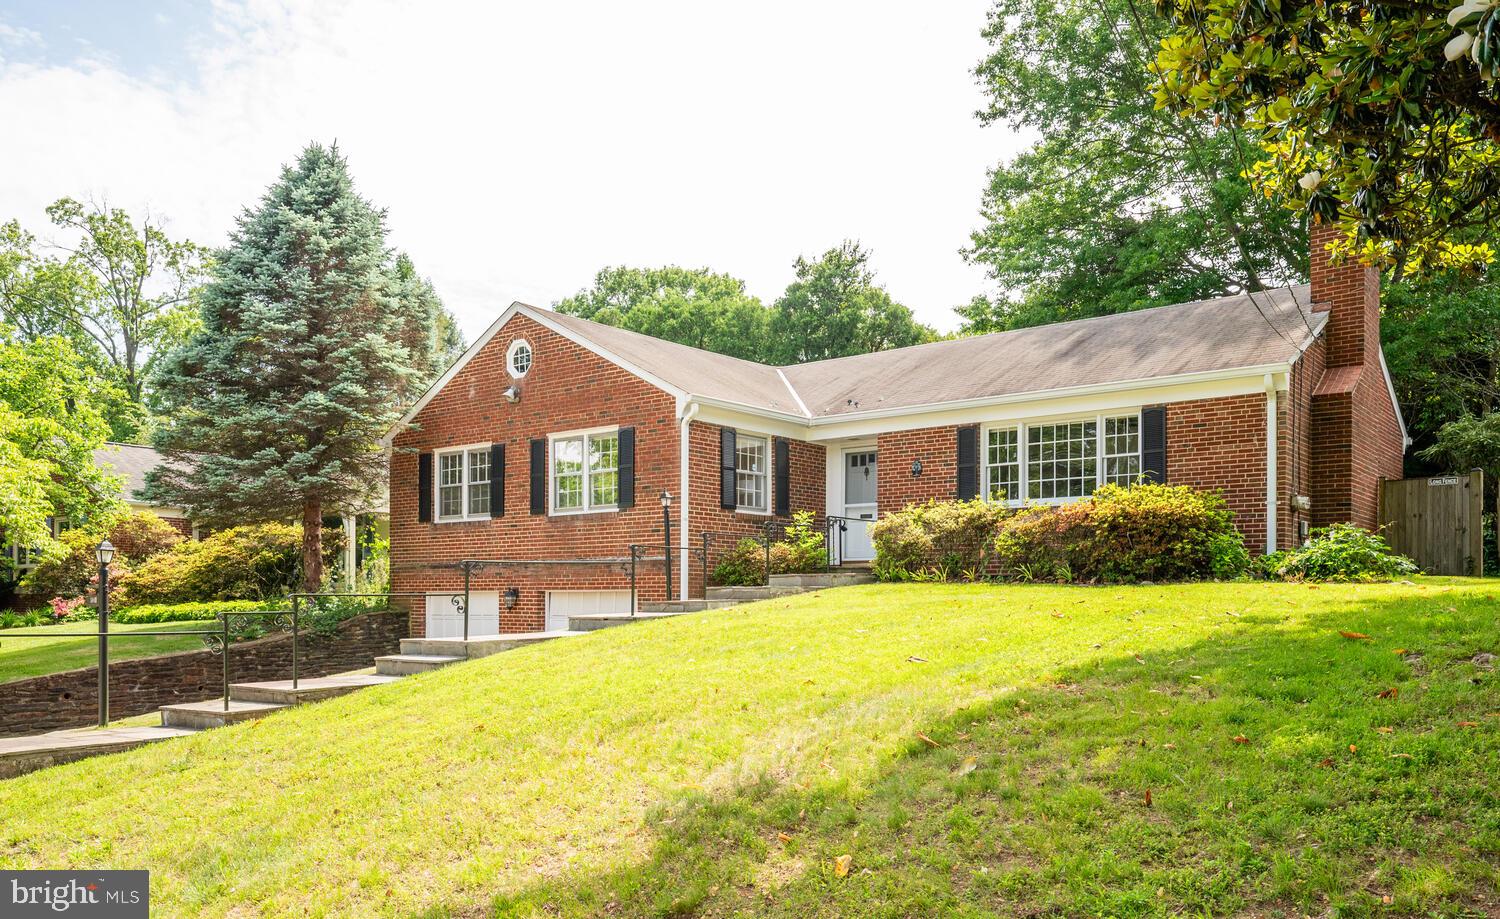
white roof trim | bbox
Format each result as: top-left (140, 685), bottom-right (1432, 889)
top-left (774, 368), bottom-right (812, 418)
top-left (382, 303), bottom-right (688, 445)
top-left (1378, 348), bottom-right (1411, 447)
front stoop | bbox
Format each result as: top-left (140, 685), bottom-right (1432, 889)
top-left (160, 699), bottom-right (288, 730)
top-left (373, 653), bottom-right (465, 676)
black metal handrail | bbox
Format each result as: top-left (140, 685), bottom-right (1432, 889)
top-left (627, 537), bottom-right (710, 615)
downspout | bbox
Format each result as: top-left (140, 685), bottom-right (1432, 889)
top-left (1264, 373), bottom-right (1278, 555)
top-left (677, 400), bottom-right (699, 601)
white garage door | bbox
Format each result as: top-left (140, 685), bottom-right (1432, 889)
top-left (425, 591), bottom-right (500, 639)
top-left (545, 590), bottom-right (632, 631)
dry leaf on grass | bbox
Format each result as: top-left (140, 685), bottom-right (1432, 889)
top-left (1457, 721), bottom-right (1480, 727)
top-left (906, 656), bottom-right (928, 664)
top-left (955, 756), bottom-right (978, 777)
top-left (1144, 789), bottom-right (1153, 807)
top-left (1318, 758), bottom-right (1334, 768)
top-left (1340, 630), bottom-right (1371, 640)
top-left (1232, 735), bottom-right (1249, 744)
top-left (777, 832), bottom-right (792, 844)
top-left (917, 732), bottom-right (940, 748)
top-left (1377, 687), bottom-right (1399, 699)
top-left (1389, 753), bottom-right (1414, 760)
top-left (834, 854), bottom-right (852, 878)
top-left (1376, 726), bottom-right (1394, 734)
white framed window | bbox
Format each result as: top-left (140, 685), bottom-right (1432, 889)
top-left (735, 434), bottom-right (769, 513)
top-left (4, 516), bottom-right (61, 580)
top-left (981, 412), bottom-right (1143, 506)
top-left (551, 428), bottom-right (620, 514)
top-left (1103, 415), bottom-right (1141, 485)
top-left (985, 427), bottom-right (1021, 502)
top-left (435, 444), bottom-right (492, 521)
top-left (506, 339), bottom-right (533, 378)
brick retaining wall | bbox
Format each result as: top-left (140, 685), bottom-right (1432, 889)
top-left (0, 611), bottom-right (407, 736)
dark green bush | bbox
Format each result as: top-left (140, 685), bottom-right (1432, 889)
top-left (870, 499), bottom-right (1009, 581)
top-left (1269, 524), bottom-right (1419, 582)
top-left (112, 599), bottom-right (279, 624)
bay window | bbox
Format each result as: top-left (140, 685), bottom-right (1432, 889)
top-left (981, 413), bottom-right (1143, 505)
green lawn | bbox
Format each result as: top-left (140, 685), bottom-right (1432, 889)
top-left (0, 619), bottom-right (217, 683)
top-left (1, 580), bottom-right (1497, 918)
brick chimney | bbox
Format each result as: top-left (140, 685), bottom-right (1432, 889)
top-left (1308, 221), bottom-right (1380, 369)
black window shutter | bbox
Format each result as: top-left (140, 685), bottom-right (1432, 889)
top-left (1141, 406), bottom-right (1167, 483)
top-left (719, 427), bottom-right (737, 509)
top-left (489, 443), bottom-right (505, 517)
top-left (529, 438), bottom-right (547, 514)
top-left (956, 425), bottom-right (979, 500)
top-left (417, 452), bottom-right (433, 523)
top-left (774, 438), bottom-right (791, 516)
top-left (617, 427), bottom-right (636, 509)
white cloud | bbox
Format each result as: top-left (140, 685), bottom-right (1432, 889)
top-left (0, 0), bottom-right (1022, 340)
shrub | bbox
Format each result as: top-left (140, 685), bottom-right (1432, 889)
top-left (1270, 524), bottom-right (1419, 582)
top-left (19, 510), bottom-right (182, 601)
top-left (711, 512), bottom-right (828, 585)
top-left (112, 599), bottom-right (279, 624)
top-left (992, 484), bottom-right (1249, 583)
top-left (115, 523), bottom-right (344, 606)
top-left (870, 499), bottom-right (1009, 581)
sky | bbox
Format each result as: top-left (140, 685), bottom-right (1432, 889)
top-left (0, 0), bottom-right (1024, 342)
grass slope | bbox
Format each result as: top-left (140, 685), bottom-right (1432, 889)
top-left (0, 619), bottom-right (216, 683)
top-left (1, 581), bottom-right (1497, 918)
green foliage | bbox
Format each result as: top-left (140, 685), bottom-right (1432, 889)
top-left (962, 0), bottom-right (1303, 334)
top-left (114, 523), bottom-right (343, 606)
top-left (556, 265), bottom-right (772, 362)
top-left (711, 513), bottom-right (828, 586)
top-left (19, 511), bottom-right (182, 601)
top-left (1152, 0), bottom-right (1500, 273)
top-left (987, 484), bottom-right (1250, 583)
top-left (1270, 524), bottom-right (1420, 582)
top-left (112, 599), bottom-right (278, 624)
top-left (869, 499), bottom-right (1011, 582)
top-left (147, 143), bottom-right (420, 592)
top-left (300, 594), bottom-right (388, 637)
top-left (0, 331), bottom-right (122, 554)
top-left (768, 242), bottom-right (935, 364)
top-left (1420, 413), bottom-right (1500, 486)
top-left (388, 252), bottom-right (465, 403)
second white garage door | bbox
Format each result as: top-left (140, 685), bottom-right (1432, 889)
top-left (544, 590), bottom-right (632, 631)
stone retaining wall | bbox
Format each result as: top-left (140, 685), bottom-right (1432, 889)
top-left (0, 611), bottom-right (407, 736)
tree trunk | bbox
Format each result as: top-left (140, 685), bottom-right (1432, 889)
top-left (302, 499), bottom-right (323, 594)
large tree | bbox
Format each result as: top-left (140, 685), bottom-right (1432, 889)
top-left (1152, 0), bottom-right (1500, 274)
top-left (147, 143), bottom-right (419, 592)
top-left (961, 0), bottom-right (1304, 333)
top-left (0, 328), bottom-right (121, 564)
top-left (555, 265), bottom-right (772, 361)
top-left (388, 252), bottom-right (466, 402)
top-left (768, 242), bottom-right (935, 363)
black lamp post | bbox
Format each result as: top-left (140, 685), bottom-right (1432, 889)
top-left (95, 538), bottom-right (115, 728)
top-left (660, 491), bottom-right (674, 601)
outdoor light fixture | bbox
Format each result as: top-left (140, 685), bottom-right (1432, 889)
top-left (911, 460), bottom-right (922, 477)
top-left (660, 490), bottom-right (673, 507)
top-left (95, 539), bottom-right (116, 566)
top-left (502, 587), bottom-right (519, 608)
top-left (503, 384), bottom-right (521, 403)
top-left (660, 491), bottom-right (674, 600)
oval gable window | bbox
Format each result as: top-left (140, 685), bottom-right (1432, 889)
top-left (507, 339), bottom-right (533, 378)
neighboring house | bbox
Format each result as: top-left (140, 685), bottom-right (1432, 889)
top-left (93, 442), bottom-right (199, 540)
top-left (384, 225), bottom-right (1407, 637)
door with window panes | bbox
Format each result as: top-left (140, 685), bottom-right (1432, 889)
top-left (841, 449), bottom-right (878, 561)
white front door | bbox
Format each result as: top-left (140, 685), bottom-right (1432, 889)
top-left (545, 590), bottom-right (633, 631)
top-left (841, 449), bottom-right (878, 562)
top-left (425, 591), bottom-right (500, 638)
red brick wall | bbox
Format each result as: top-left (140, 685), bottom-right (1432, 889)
top-left (1279, 337), bottom-right (1324, 548)
top-left (1166, 393), bottom-right (1273, 554)
top-left (390, 313), bottom-right (680, 634)
top-left (686, 420), bottom-right (825, 594)
top-left (876, 426), bottom-right (959, 515)
top-left (1310, 222), bottom-right (1381, 369)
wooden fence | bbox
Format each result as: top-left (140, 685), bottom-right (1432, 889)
top-left (1378, 470), bottom-right (1485, 576)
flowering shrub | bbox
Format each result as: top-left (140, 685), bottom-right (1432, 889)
top-left (115, 524), bottom-right (344, 606)
top-left (1268, 524), bottom-right (1419, 582)
top-left (48, 596), bottom-right (90, 622)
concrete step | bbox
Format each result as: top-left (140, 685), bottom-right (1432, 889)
top-left (634, 599), bottom-right (741, 614)
top-left (228, 673), bottom-right (401, 705)
top-left (567, 611), bottom-right (689, 632)
top-left (374, 653), bottom-right (464, 676)
top-left (769, 571), bottom-right (876, 588)
top-left (705, 585), bottom-right (807, 601)
top-left (160, 698), bottom-right (288, 730)
top-left (0, 726), bottom-right (195, 780)
top-left (399, 630), bottom-right (583, 660)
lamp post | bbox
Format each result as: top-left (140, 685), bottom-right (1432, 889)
top-left (95, 538), bottom-right (115, 728)
top-left (660, 491), bottom-right (674, 601)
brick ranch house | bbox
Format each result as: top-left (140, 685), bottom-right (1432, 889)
top-left (385, 225), bottom-right (1407, 637)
